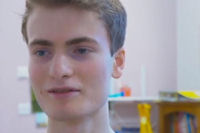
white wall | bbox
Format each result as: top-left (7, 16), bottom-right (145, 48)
top-left (177, 0), bottom-right (200, 90)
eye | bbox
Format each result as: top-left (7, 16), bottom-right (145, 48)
top-left (35, 50), bottom-right (49, 57)
top-left (70, 46), bottom-right (95, 60)
top-left (75, 47), bottom-right (91, 55)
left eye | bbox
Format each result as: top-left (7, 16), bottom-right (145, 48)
top-left (75, 48), bottom-right (90, 54)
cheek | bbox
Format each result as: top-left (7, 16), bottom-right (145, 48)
top-left (84, 60), bottom-right (111, 79)
top-left (29, 63), bottom-right (46, 88)
top-left (79, 59), bottom-right (113, 94)
top-left (29, 63), bottom-right (48, 107)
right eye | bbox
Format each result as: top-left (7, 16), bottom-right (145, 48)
top-left (30, 47), bottom-right (52, 62)
top-left (35, 50), bottom-right (49, 57)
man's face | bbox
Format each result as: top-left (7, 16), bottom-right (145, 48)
top-left (26, 5), bottom-right (122, 120)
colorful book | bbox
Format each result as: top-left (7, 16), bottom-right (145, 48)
top-left (169, 112), bottom-right (197, 133)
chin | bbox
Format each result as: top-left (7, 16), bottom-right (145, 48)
top-left (45, 102), bottom-right (106, 121)
top-left (46, 109), bottom-right (93, 121)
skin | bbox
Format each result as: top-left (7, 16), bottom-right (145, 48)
top-left (26, 5), bottom-right (125, 133)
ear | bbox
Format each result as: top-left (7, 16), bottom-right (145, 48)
top-left (112, 48), bottom-right (125, 79)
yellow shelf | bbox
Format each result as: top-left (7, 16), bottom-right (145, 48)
top-left (158, 102), bottom-right (200, 133)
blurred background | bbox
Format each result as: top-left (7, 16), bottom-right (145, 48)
top-left (0, 0), bottom-right (200, 133)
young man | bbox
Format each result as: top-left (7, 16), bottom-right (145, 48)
top-left (21, 0), bottom-right (126, 133)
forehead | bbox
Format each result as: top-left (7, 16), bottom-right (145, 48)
top-left (26, 5), bottom-right (110, 49)
top-left (27, 5), bottom-right (100, 30)
top-left (30, 4), bottom-right (100, 21)
top-left (27, 6), bottom-right (104, 38)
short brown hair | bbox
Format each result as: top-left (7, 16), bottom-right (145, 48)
top-left (21, 0), bottom-right (127, 55)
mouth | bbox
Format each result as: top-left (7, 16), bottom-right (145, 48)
top-left (47, 88), bottom-right (81, 98)
top-left (48, 89), bottom-right (80, 93)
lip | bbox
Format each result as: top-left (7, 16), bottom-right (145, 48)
top-left (47, 87), bottom-right (81, 99)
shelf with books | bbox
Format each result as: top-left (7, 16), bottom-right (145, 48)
top-left (168, 112), bottom-right (197, 133)
top-left (158, 102), bottom-right (200, 133)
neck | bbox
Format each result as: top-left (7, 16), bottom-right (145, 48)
top-left (47, 102), bottom-right (114, 133)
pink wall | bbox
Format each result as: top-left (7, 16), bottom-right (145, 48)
top-left (0, 0), bottom-right (46, 133)
top-left (0, 0), bottom-right (177, 133)
top-left (121, 0), bottom-right (177, 97)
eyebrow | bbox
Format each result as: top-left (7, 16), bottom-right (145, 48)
top-left (66, 37), bottom-right (98, 46)
top-left (29, 37), bottom-right (98, 47)
top-left (29, 39), bottom-right (53, 47)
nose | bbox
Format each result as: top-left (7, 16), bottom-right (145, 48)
top-left (49, 54), bottom-right (74, 80)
